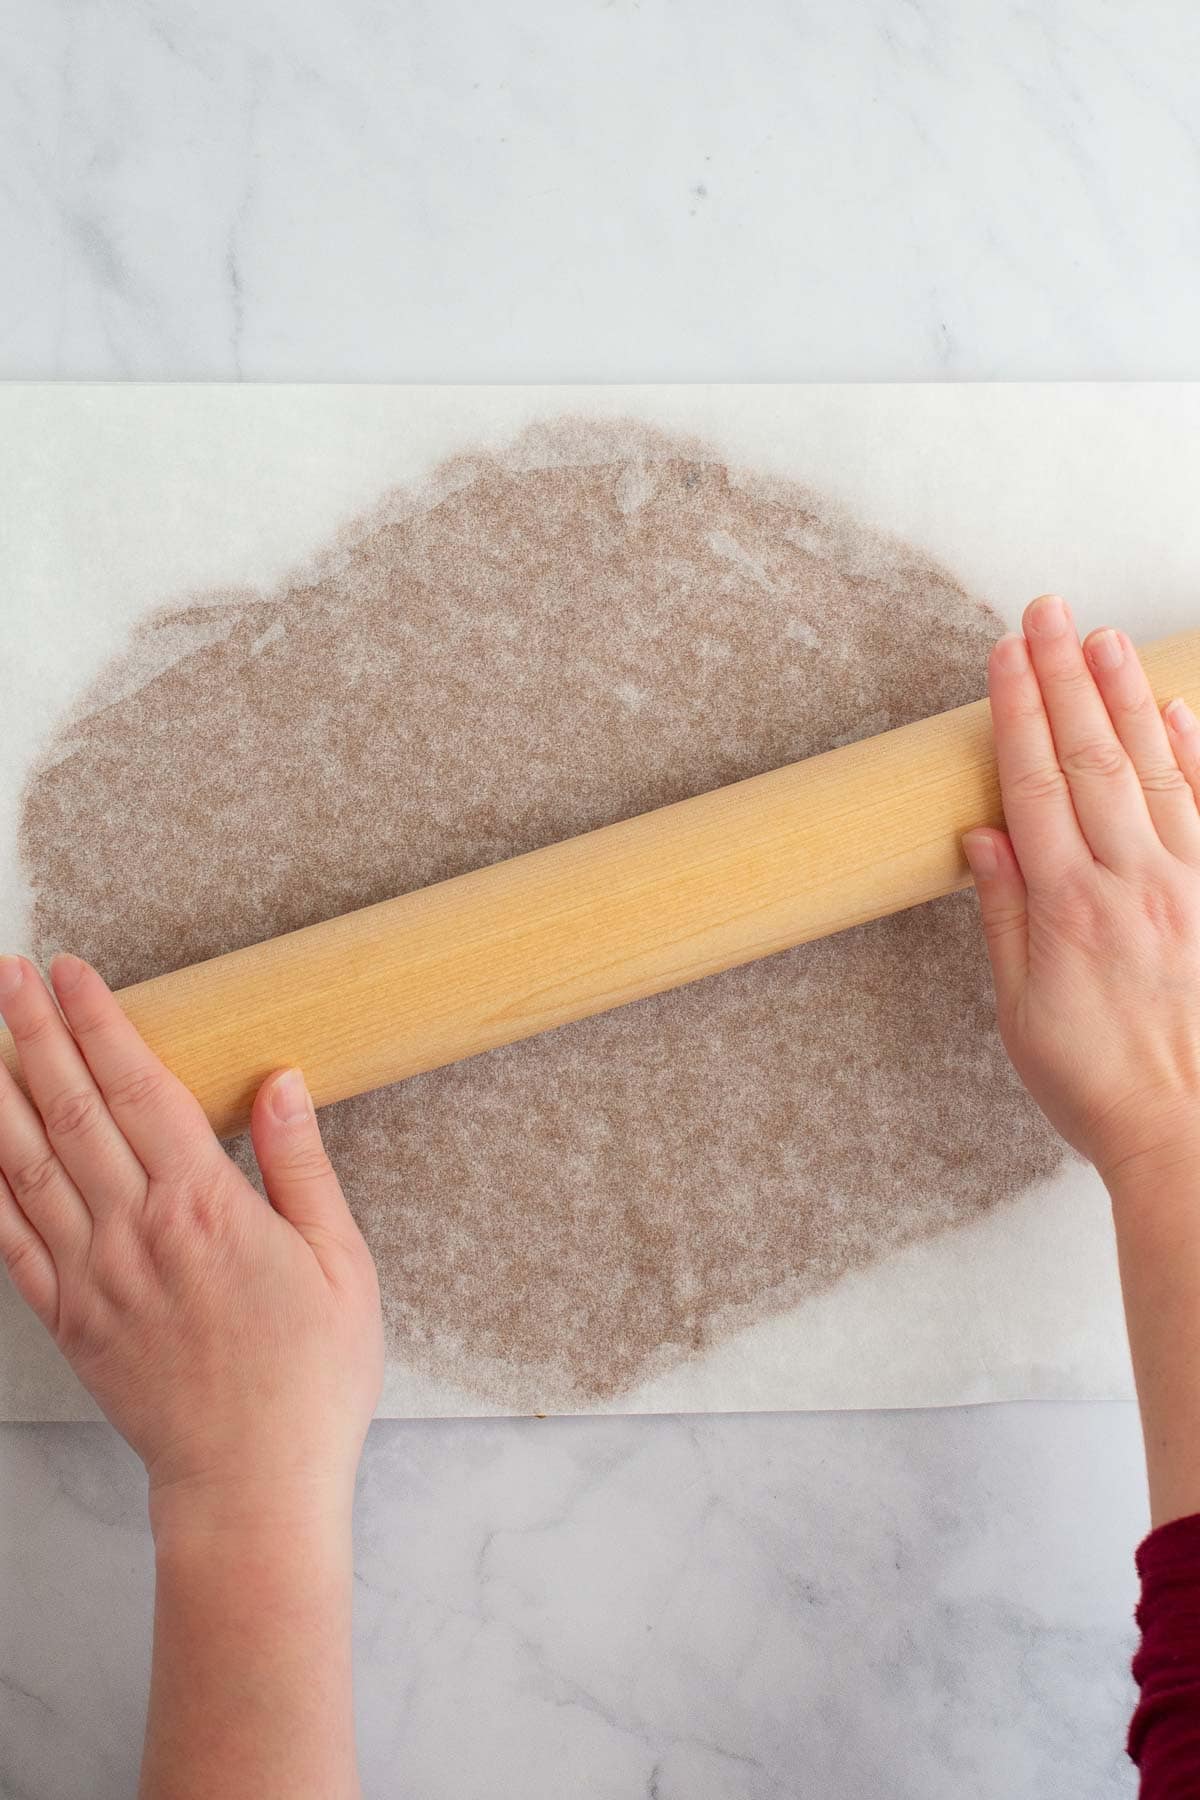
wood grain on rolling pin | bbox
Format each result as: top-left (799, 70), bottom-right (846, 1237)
top-left (6, 628), bottom-right (1200, 1139)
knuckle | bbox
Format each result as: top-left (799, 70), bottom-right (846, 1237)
top-left (54, 1288), bottom-right (108, 1361)
top-left (186, 1184), bottom-right (230, 1239)
top-left (9, 1149), bottom-right (61, 1203)
top-left (44, 1086), bottom-right (102, 1141)
top-left (1009, 763), bottom-right (1069, 805)
top-left (105, 1066), bottom-right (167, 1115)
top-left (141, 1171), bottom-right (232, 1262)
top-left (1059, 739), bottom-right (1128, 781)
top-left (139, 1199), bottom-right (192, 1274)
top-left (1046, 873), bottom-right (1112, 946)
top-left (90, 1224), bottom-right (149, 1308)
top-left (1004, 684), bottom-right (1048, 724)
top-left (54, 1312), bottom-right (86, 1361)
top-left (279, 1143), bottom-right (336, 1185)
top-left (12, 1010), bottom-right (57, 1049)
top-left (1139, 763), bottom-right (1192, 797)
top-left (138, 1203), bottom-right (179, 1274)
top-left (1117, 687), bottom-right (1159, 723)
top-left (1136, 878), bottom-right (1192, 938)
top-left (984, 907), bottom-right (1026, 941)
top-left (2, 1234), bottom-right (42, 1283)
top-left (67, 1006), bottom-right (117, 1045)
top-left (1051, 861), bottom-right (1099, 905)
top-left (1044, 661), bottom-right (1095, 696)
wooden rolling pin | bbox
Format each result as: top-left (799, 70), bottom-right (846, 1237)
top-left (6, 628), bottom-right (1200, 1138)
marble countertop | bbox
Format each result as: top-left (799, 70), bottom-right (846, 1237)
top-left (3, 1406), bottom-right (1148, 1799)
top-left (3, 3), bottom-right (1198, 1795)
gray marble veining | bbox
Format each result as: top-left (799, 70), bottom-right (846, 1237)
top-left (0, 1407), bottom-right (1146, 1799)
top-left (1, 1), bottom-right (1197, 386)
top-left (2, 0), bottom-right (1196, 1793)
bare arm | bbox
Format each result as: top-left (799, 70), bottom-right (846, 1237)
top-left (141, 1503), bottom-right (358, 1800)
top-left (0, 953), bottom-right (383, 1798)
top-left (964, 596), bottom-right (1200, 1527)
top-left (1108, 1149), bottom-right (1200, 1530)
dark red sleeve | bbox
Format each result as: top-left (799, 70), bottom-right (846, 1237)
top-left (1129, 1511), bottom-right (1200, 1794)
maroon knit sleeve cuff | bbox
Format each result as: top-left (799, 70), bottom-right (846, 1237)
top-left (1129, 1511), bottom-right (1200, 1793)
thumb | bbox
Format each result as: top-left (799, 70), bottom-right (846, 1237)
top-left (962, 828), bottom-right (1028, 1017)
top-left (250, 1068), bottom-right (357, 1251)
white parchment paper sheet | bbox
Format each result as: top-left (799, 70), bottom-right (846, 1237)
top-left (4, 383), bottom-right (1199, 1420)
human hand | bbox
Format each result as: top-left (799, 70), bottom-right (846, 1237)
top-left (963, 594), bottom-right (1200, 1189)
top-left (0, 955), bottom-right (383, 1543)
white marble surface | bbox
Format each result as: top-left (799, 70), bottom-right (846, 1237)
top-left (0, 1407), bottom-right (1147, 1800)
top-left (2, 0), bottom-right (1198, 386)
top-left (3, 1), bottom-right (1198, 1794)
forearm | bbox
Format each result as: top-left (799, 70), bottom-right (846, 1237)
top-left (1109, 1138), bottom-right (1200, 1529)
top-left (139, 1506), bottom-right (360, 1800)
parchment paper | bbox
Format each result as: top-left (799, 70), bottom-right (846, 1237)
top-left (4, 383), bottom-right (1199, 1420)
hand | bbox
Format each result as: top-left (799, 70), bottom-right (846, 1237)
top-left (963, 594), bottom-right (1200, 1188)
top-left (0, 955), bottom-right (383, 1541)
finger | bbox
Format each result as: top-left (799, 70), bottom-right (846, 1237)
top-left (48, 955), bottom-right (219, 1181)
top-left (962, 828), bottom-right (1028, 1019)
top-left (987, 631), bottom-right (1092, 888)
top-left (1081, 629), bottom-right (1200, 863)
top-left (250, 1070), bottom-right (359, 1269)
top-left (1022, 595), bottom-right (1158, 870)
top-left (0, 955), bottom-right (146, 1216)
top-left (1164, 698), bottom-right (1200, 816)
top-left (0, 1049), bottom-right (90, 1269)
top-left (0, 1169), bottom-right (59, 1329)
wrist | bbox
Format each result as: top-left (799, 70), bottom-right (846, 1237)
top-left (1101, 1131), bottom-right (1200, 1210)
top-left (152, 1508), bottom-right (354, 1621)
top-left (149, 1468), bottom-right (357, 1559)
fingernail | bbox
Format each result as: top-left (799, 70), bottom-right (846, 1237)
top-left (1166, 697), bottom-right (1198, 734)
top-left (0, 957), bottom-right (24, 1001)
top-left (271, 1068), bottom-right (312, 1124)
top-left (1028, 595), bottom-right (1068, 639)
top-left (993, 633), bottom-right (1027, 672)
top-left (1087, 628), bottom-right (1124, 672)
top-left (49, 953), bottom-right (87, 995)
top-left (963, 832), bottom-right (998, 878)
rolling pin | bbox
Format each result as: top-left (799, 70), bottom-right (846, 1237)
top-left (6, 628), bottom-right (1200, 1139)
